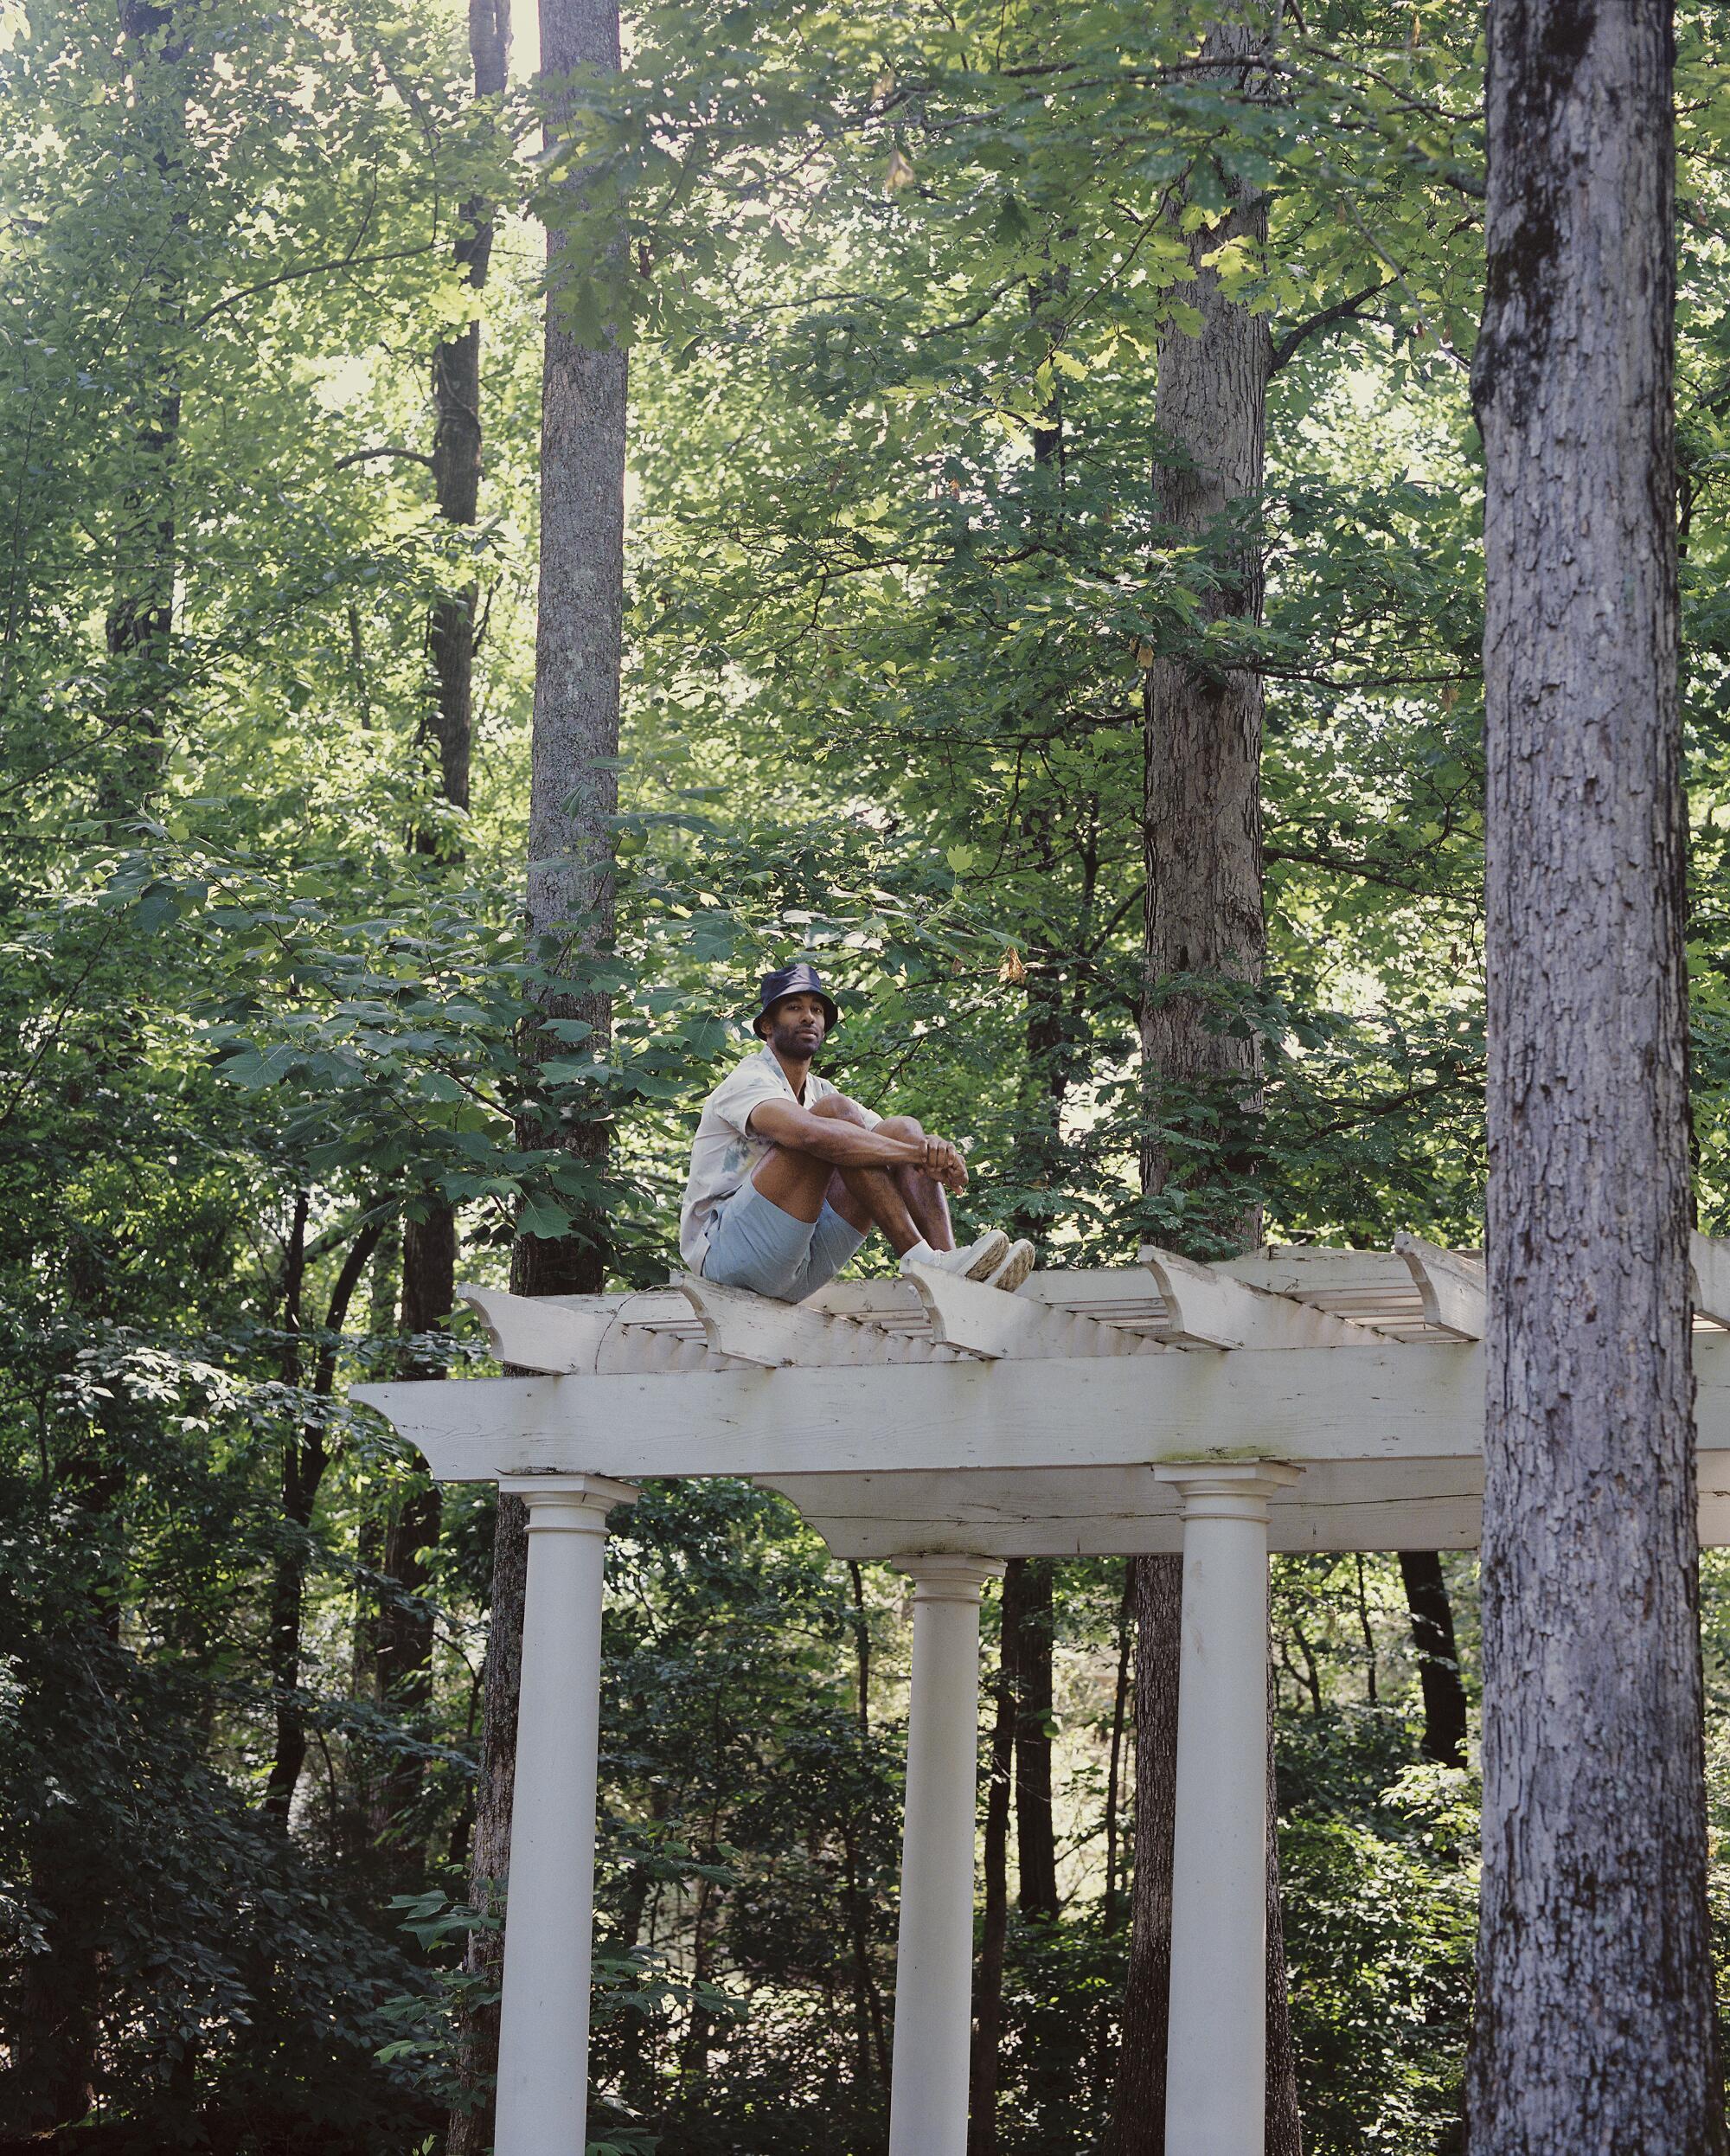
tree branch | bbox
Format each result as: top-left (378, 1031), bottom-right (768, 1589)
top-left (1269, 279), bottom-right (1392, 374)
top-left (335, 445), bottom-right (436, 473)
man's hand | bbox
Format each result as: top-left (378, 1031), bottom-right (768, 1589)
top-left (921, 1135), bottom-right (968, 1192)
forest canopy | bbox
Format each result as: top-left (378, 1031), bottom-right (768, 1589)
top-left (3, 0), bottom-right (1730, 2152)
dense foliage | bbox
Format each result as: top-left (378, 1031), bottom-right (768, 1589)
top-left (3, 0), bottom-right (1730, 2151)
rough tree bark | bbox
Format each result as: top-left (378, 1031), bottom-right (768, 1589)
top-left (450, 0), bottom-right (625, 2143)
top-left (1396, 1550), bottom-right (1466, 1769)
top-left (1469, 0), bottom-right (1721, 2147)
top-left (1118, 8), bottom-right (1298, 2150)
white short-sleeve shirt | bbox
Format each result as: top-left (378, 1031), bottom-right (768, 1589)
top-left (678, 1044), bottom-right (879, 1270)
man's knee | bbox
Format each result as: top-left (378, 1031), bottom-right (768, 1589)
top-left (811, 1093), bottom-right (875, 1129)
top-left (876, 1113), bottom-right (924, 1142)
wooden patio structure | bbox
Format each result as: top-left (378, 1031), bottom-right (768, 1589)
top-left (355, 1234), bottom-right (1730, 2156)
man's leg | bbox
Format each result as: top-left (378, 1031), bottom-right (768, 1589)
top-left (746, 1096), bottom-right (925, 1254)
top-left (751, 1096), bottom-right (1011, 1281)
top-left (882, 1116), bottom-right (955, 1252)
top-left (804, 1098), bottom-right (926, 1256)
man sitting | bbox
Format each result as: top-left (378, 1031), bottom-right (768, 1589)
top-left (679, 961), bottom-right (1035, 1306)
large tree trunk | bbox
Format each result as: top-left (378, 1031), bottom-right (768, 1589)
top-left (450, 0), bottom-right (625, 2143)
top-left (509, 0), bottom-right (626, 1306)
top-left (1396, 1550), bottom-right (1467, 1769)
top-left (1120, 8), bottom-right (1298, 2148)
top-left (1468, 2), bottom-right (1720, 2146)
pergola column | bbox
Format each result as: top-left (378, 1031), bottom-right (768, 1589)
top-left (493, 1473), bottom-right (639, 2156)
top-left (1153, 1460), bottom-right (1301, 2156)
top-left (887, 1553), bottom-right (1005, 2156)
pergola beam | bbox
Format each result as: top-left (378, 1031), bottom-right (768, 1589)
top-left (1394, 1233), bottom-right (1487, 1339)
top-left (1139, 1245), bottom-right (1381, 1349)
top-left (354, 1330), bottom-right (1730, 1482)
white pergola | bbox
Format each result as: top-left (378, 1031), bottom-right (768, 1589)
top-left (356, 1234), bottom-right (1730, 2156)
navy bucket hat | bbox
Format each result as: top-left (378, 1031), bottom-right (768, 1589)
top-left (750, 960), bottom-right (841, 1038)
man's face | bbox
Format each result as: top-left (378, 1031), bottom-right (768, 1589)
top-left (766, 991), bottom-right (827, 1058)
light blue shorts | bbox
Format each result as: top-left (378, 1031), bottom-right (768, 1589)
top-left (699, 1179), bottom-right (868, 1304)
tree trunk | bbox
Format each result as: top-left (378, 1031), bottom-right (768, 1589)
top-left (1264, 1664), bottom-right (1302, 2156)
top-left (448, 1491), bottom-right (529, 2156)
top-left (1121, 6), bottom-right (1297, 2148)
top-left (1103, 1562), bottom-right (1132, 1937)
top-left (1137, 20), bottom-right (1272, 1236)
top-left (1396, 1550), bottom-right (1467, 1769)
top-left (99, 0), bottom-right (186, 824)
top-left (1110, 1552), bottom-right (1181, 2156)
top-left (453, 8), bottom-right (625, 2136)
top-left (968, 1569), bottom-right (1019, 2156)
top-left (374, 0), bottom-right (509, 1896)
top-left (1469, 1), bottom-right (1720, 2146)
top-left (1010, 1556), bottom-right (1060, 1923)
top-left (263, 1213), bottom-right (383, 1823)
top-left (510, 0), bottom-right (627, 1305)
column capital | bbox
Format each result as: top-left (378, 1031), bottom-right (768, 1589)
top-left (499, 1473), bottom-right (641, 1530)
top-left (893, 1552), bottom-right (1007, 1603)
top-left (1154, 1459), bottom-right (1302, 1522)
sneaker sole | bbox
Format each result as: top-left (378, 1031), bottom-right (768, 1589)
top-left (962, 1230), bottom-right (1011, 1280)
top-left (987, 1241), bottom-right (1035, 1293)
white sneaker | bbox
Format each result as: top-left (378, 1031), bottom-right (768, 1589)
top-left (984, 1238), bottom-right (1035, 1293)
top-left (901, 1229), bottom-right (1009, 1283)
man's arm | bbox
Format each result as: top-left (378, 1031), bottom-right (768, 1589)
top-left (747, 1099), bottom-right (967, 1191)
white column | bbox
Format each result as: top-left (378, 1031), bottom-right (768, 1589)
top-left (887, 1553), bottom-right (1004, 2156)
top-left (493, 1473), bottom-right (639, 2156)
top-left (1153, 1461), bottom-right (1300, 2156)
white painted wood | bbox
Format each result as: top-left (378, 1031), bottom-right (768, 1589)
top-left (753, 1457), bottom-right (1489, 1559)
top-left (1016, 1267), bottom-right (1170, 1334)
top-left (350, 1329), bottom-right (1730, 1556)
top-left (491, 1476), bottom-right (638, 2156)
top-left (1157, 1465), bottom-right (1298, 2156)
top-left (886, 1556), bottom-right (1003, 2156)
top-left (458, 1283), bottom-right (612, 1372)
top-left (898, 1261), bottom-right (1162, 1361)
top-left (1394, 1233), bottom-right (1487, 1339)
top-left (1138, 1246), bottom-right (1379, 1350)
top-left (1220, 1246), bottom-right (1437, 1338)
top-left (675, 1275), bottom-right (868, 1368)
top-left (1691, 1232), bottom-right (1730, 1326)
top-left (807, 1277), bottom-right (932, 1331)
top-left (351, 1335), bottom-right (1496, 1482)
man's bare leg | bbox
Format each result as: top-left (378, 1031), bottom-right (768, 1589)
top-left (893, 1136), bottom-right (954, 1250)
top-left (749, 1097), bottom-right (926, 1255)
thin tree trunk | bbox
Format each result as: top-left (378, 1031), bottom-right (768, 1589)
top-left (1397, 1550), bottom-right (1466, 1768)
top-left (1265, 1664), bottom-right (1301, 2156)
top-left (1110, 1552), bottom-right (1181, 2156)
top-left (1103, 1562), bottom-right (1132, 1936)
top-left (262, 1215), bottom-right (384, 1822)
top-left (1011, 1556), bottom-right (1060, 1923)
top-left (969, 1566), bottom-right (1020, 2156)
top-left (1469, 0), bottom-right (1720, 2146)
top-left (1122, 4), bottom-right (1297, 2146)
top-left (448, 1491), bottom-right (528, 2156)
top-left (371, 0), bottom-right (509, 1904)
top-left (99, 0), bottom-right (186, 825)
